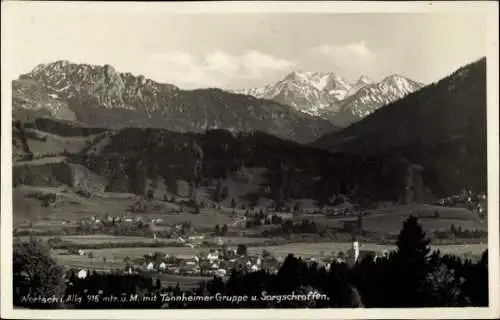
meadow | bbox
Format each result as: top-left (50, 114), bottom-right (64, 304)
top-left (53, 240), bottom-right (488, 272)
top-left (19, 234), bottom-right (169, 244)
top-left (313, 204), bottom-right (486, 235)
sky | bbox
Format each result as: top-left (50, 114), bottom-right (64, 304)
top-left (4, 5), bottom-right (488, 90)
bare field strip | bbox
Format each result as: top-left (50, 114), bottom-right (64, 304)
top-left (19, 234), bottom-right (173, 244)
top-left (20, 235), bottom-right (271, 246)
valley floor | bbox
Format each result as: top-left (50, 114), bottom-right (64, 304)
top-left (13, 185), bottom-right (488, 289)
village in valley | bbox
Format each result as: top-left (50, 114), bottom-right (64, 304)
top-left (15, 182), bottom-right (487, 289)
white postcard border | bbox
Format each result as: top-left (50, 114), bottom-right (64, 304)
top-left (1, 1), bottom-right (499, 319)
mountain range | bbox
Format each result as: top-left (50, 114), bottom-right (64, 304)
top-left (12, 61), bottom-right (336, 144)
top-left (234, 71), bottom-right (424, 127)
top-left (11, 58), bottom-right (487, 205)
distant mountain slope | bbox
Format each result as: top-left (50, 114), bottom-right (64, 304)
top-left (325, 75), bottom-right (423, 127)
top-left (235, 71), bottom-right (423, 127)
top-left (12, 61), bottom-right (336, 143)
top-left (313, 58), bottom-right (487, 196)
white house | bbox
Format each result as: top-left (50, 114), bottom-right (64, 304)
top-left (77, 269), bottom-right (88, 279)
top-left (159, 262), bottom-right (167, 270)
top-left (250, 264), bottom-right (259, 272)
top-left (78, 249), bottom-right (86, 256)
top-left (215, 269), bottom-right (227, 277)
top-left (146, 262), bottom-right (154, 271)
top-left (207, 252), bottom-right (219, 261)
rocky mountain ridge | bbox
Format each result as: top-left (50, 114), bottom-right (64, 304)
top-left (12, 60), bottom-right (336, 143)
top-left (234, 70), bottom-right (424, 127)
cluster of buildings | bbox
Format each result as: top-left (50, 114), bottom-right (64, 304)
top-left (132, 247), bottom-right (283, 278)
top-left (438, 190), bottom-right (487, 216)
top-left (78, 215), bottom-right (165, 226)
top-left (74, 239), bottom-right (387, 281)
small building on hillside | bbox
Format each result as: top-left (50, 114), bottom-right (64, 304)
top-left (215, 269), bottom-right (227, 277)
top-left (146, 262), bottom-right (155, 271)
top-left (77, 269), bottom-right (88, 279)
top-left (207, 252), bottom-right (219, 261)
top-left (159, 262), bottom-right (167, 271)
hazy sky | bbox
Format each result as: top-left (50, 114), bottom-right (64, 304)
top-left (5, 5), bottom-right (488, 90)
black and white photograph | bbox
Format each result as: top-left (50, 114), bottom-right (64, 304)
top-left (1, 1), bottom-right (499, 319)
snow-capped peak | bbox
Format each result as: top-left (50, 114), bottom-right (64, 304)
top-left (379, 74), bottom-right (423, 95)
top-left (233, 70), bottom-right (423, 125)
top-left (354, 75), bottom-right (373, 88)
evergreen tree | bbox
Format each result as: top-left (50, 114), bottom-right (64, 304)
top-left (237, 244), bottom-right (248, 256)
top-left (420, 262), bottom-right (466, 306)
top-left (221, 186), bottom-right (229, 202)
top-left (146, 188), bottom-right (154, 200)
top-left (395, 215), bottom-right (431, 264)
top-left (221, 224), bottom-right (229, 236)
top-left (155, 278), bottom-right (162, 290)
top-left (391, 215), bottom-right (431, 307)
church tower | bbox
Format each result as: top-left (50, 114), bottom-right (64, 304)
top-left (352, 240), bottom-right (360, 264)
top-left (351, 234), bottom-right (360, 264)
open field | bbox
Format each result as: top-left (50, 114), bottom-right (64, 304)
top-left (13, 187), bottom-right (240, 229)
top-left (19, 234), bottom-right (170, 244)
top-left (54, 254), bottom-right (126, 270)
top-left (14, 181), bottom-right (485, 236)
top-left (52, 240), bottom-right (488, 271)
top-left (155, 274), bottom-right (214, 290)
top-left (248, 242), bottom-right (488, 258)
top-left (360, 204), bottom-right (486, 235)
top-left (313, 204), bottom-right (486, 235)
top-left (20, 128), bottom-right (101, 156)
top-left (363, 216), bottom-right (486, 234)
top-left (20, 235), bottom-right (273, 248)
